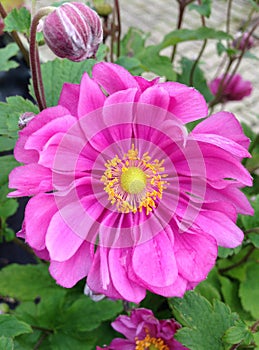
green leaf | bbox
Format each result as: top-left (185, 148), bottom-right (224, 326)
top-left (0, 315), bottom-right (32, 338)
top-left (219, 276), bottom-right (252, 320)
top-left (239, 262), bottom-right (259, 319)
top-left (4, 7), bottom-right (31, 36)
top-left (160, 27), bottom-right (232, 50)
top-left (136, 46), bottom-right (176, 81)
top-left (116, 56), bottom-right (144, 75)
top-left (0, 43), bottom-right (19, 73)
top-left (223, 319), bottom-right (254, 345)
top-left (241, 195), bottom-right (259, 230)
top-left (49, 332), bottom-right (96, 350)
top-left (0, 198), bottom-right (19, 218)
top-left (119, 27), bottom-right (149, 57)
top-left (248, 232), bottom-right (259, 247)
top-left (61, 296), bottom-right (123, 333)
top-left (0, 96), bottom-right (39, 151)
top-left (30, 58), bottom-right (97, 107)
top-left (189, 0), bottom-right (212, 18)
top-left (0, 336), bottom-right (14, 350)
top-left (0, 264), bottom-right (64, 302)
top-left (177, 57), bottom-right (213, 102)
top-left (0, 155), bottom-right (19, 186)
top-left (169, 291), bottom-right (239, 350)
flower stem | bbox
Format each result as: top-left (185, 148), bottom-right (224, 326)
top-left (189, 0), bottom-right (207, 86)
top-left (218, 246), bottom-right (255, 274)
top-left (114, 0), bottom-right (121, 58)
top-left (29, 7), bottom-right (54, 111)
top-left (0, 2), bottom-right (30, 66)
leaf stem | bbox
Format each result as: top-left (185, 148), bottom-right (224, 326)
top-left (0, 2), bottom-right (30, 66)
top-left (218, 246), bottom-right (255, 274)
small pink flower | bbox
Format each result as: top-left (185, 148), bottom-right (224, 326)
top-left (232, 32), bottom-right (254, 51)
top-left (209, 74), bottom-right (252, 102)
top-left (43, 2), bottom-right (103, 61)
top-left (97, 308), bottom-right (188, 349)
top-left (9, 63), bottom-right (253, 303)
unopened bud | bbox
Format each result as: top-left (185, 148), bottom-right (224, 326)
top-left (18, 112), bottom-right (35, 129)
top-left (0, 303), bottom-right (10, 314)
top-left (43, 2), bottom-right (103, 62)
top-left (95, 3), bottom-right (113, 17)
top-left (232, 32), bottom-right (254, 51)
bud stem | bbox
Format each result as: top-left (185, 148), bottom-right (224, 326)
top-left (29, 7), bottom-right (55, 111)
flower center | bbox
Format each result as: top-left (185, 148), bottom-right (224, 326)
top-left (135, 334), bottom-right (169, 350)
top-left (101, 145), bottom-right (167, 214)
top-left (120, 167), bottom-right (147, 194)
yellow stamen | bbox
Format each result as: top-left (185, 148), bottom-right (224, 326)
top-left (135, 334), bottom-right (169, 350)
top-left (101, 145), bottom-right (168, 214)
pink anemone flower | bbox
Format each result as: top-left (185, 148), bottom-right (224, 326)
top-left (209, 73), bottom-right (252, 102)
top-left (96, 307), bottom-right (188, 349)
top-left (9, 63), bottom-right (253, 303)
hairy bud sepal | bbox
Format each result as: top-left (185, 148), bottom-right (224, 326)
top-left (43, 2), bottom-right (103, 62)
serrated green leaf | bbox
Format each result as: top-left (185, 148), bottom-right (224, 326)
top-left (217, 246), bottom-right (241, 258)
top-left (0, 42), bottom-right (19, 72)
top-left (0, 315), bottom-right (32, 338)
top-left (30, 58), bottom-right (97, 107)
top-left (169, 291), bottom-right (239, 350)
top-left (0, 96), bottom-right (39, 151)
top-left (219, 276), bottom-right (252, 320)
top-left (189, 0), bottom-right (212, 18)
top-left (0, 264), bottom-right (63, 301)
top-left (4, 7), bottom-right (31, 36)
top-left (160, 27), bottom-right (232, 49)
top-left (61, 296), bottom-right (123, 333)
top-left (239, 263), bottom-right (259, 319)
top-left (223, 320), bottom-right (254, 345)
top-left (0, 336), bottom-right (14, 350)
top-left (0, 155), bottom-right (19, 186)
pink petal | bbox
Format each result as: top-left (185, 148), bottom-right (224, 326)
top-left (174, 230), bottom-right (217, 282)
top-left (25, 115), bottom-right (75, 152)
top-left (138, 86), bottom-right (170, 111)
top-left (87, 247), bottom-right (123, 299)
top-left (159, 82), bottom-right (208, 123)
top-left (145, 274), bottom-right (188, 298)
top-left (14, 106), bottom-right (70, 163)
top-left (58, 82), bottom-right (80, 117)
top-left (45, 210), bottom-right (84, 261)
top-left (92, 62), bottom-right (139, 94)
top-left (24, 194), bottom-right (57, 250)
top-left (77, 72), bottom-right (106, 117)
top-left (191, 133), bottom-right (250, 159)
top-left (132, 231), bottom-right (178, 288)
top-left (196, 210), bottom-right (244, 248)
top-left (192, 112), bottom-right (250, 149)
top-left (109, 248), bottom-right (146, 303)
top-left (49, 241), bottom-right (94, 288)
top-left (8, 164), bottom-right (52, 197)
top-left (134, 75), bottom-right (159, 91)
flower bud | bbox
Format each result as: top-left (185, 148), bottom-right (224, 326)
top-left (43, 2), bottom-right (103, 62)
top-left (232, 32), bottom-right (254, 51)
